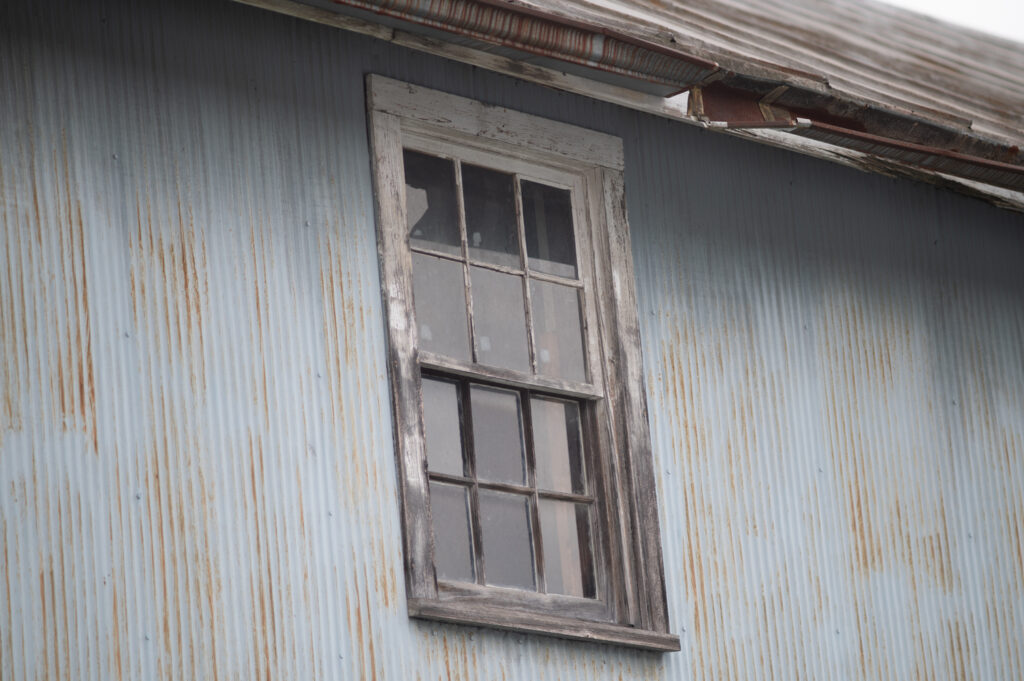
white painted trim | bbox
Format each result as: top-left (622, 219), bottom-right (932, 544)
top-left (369, 76), bottom-right (625, 170)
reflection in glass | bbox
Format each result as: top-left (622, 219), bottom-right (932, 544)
top-left (412, 253), bottom-right (471, 360)
top-left (471, 267), bottom-right (530, 372)
top-left (463, 164), bottom-right (520, 268)
top-left (429, 482), bottom-right (475, 583)
top-left (404, 150), bottom-right (461, 256)
top-left (539, 500), bottom-right (592, 597)
top-left (480, 490), bottom-right (535, 590)
top-left (531, 398), bottom-right (585, 494)
top-left (471, 385), bottom-right (526, 485)
top-left (522, 180), bottom-right (577, 278)
top-left (422, 378), bottom-right (464, 476)
top-left (530, 280), bottom-right (586, 382)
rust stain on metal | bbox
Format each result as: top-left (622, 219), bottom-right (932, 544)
top-left (920, 499), bottom-right (954, 591)
top-left (318, 225), bottom-right (383, 515)
top-left (26, 131), bottom-right (101, 452)
top-left (131, 181), bottom-right (209, 399)
top-left (346, 560), bottom-right (382, 681)
top-left (363, 565), bottom-right (379, 678)
top-left (442, 634), bottom-right (453, 680)
top-left (0, 159), bottom-right (25, 441)
top-left (248, 218), bottom-right (273, 426)
top-left (646, 222), bottom-right (1024, 679)
top-left (246, 431), bottom-right (280, 681)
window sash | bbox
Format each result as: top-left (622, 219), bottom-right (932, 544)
top-left (422, 371), bottom-right (599, 598)
top-left (402, 133), bottom-right (605, 397)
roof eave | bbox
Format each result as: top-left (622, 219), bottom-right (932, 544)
top-left (237, 0), bottom-right (1024, 209)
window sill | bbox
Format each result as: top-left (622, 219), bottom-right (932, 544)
top-left (408, 598), bottom-right (681, 652)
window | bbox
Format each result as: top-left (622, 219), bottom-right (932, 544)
top-left (367, 76), bottom-right (678, 651)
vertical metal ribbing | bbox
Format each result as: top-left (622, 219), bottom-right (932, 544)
top-left (2, 1), bottom-right (1023, 680)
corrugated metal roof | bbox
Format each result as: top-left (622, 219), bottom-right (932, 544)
top-left (511, 0), bottom-right (1024, 148)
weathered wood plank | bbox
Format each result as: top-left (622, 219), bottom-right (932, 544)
top-left (366, 96), bottom-right (438, 601)
top-left (584, 165), bottom-right (640, 628)
top-left (598, 167), bottom-right (672, 632)
top-left (419, 352), bottom-right (603, 399)
top-left (409, 598), bottom-right (681, 652)
top-left (369, 75), bottom-right (625, 171)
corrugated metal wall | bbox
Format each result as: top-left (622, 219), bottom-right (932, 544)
top-left (1, 1), bottom-right (1022, 679)
top-left (631, 119), bottom-right (1024, 680)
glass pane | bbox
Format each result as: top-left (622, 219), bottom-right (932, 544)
top-left (463, 164), bottom-right (520, 268)
top-left (471, 267), bottom-right (530, 372)
top-left (412, 253), bottom-right (471, 360)
top-left (530, 280), bottom-right (586, 382)
top-left (471, 385), bottom-right (526, 485)
top-left (422, 378), bottom-right (463, 476)
top-left (531, 398), bottom-right (585, 494)
top-left (480, 490), bottom-right (535, 590)
top-left (522, 180), bottom-right (577, 278)
top-left (404, 150), bottom-right (461, 256)
top-left (429, 482), bottom-right (475, 583)
top-left (539, 500), bottom-right (593, 598)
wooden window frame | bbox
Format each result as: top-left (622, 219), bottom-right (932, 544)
top-left (367, 75), bottom-right (678, 652)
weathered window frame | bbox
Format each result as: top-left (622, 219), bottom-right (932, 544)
top-left (367, 75), bottom-right (678, 652)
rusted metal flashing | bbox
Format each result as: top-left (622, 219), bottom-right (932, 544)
top-left (330, 0), bottom-right (718, 90)
top-left (688, 83), bottom-right (796, 127)
top-left (692, 82), bottom-right (1024, 192)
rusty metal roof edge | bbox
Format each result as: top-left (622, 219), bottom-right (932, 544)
top-left (708, 76), bottom-right (1023, 166)
top-left (486, 1), bottom-right (1024, 155)
top-left (692, 81), bottom-right (1024, 192)
top-left (347, 0), bottom-right (1023, 166)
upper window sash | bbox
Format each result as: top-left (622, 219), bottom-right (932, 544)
top-left (400, 133), bottom-right (606, 398)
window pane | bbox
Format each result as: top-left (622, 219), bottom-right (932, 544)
top-left (522, 180), bottom-right (577, 278)
top-left (471, 385), bottom-right (526, 485)
top-left (471, 267), bottom-right (530, 372)
top-left (530, 280), bottom-right (586, 382)
top-left (429, 482), bottom-right (475, 583)
top-left (531, 398), bottom-right (585, 494)
top-left (539, 500), bottom-right (593, 598)
top-left (412, 253), bottom-right (471, 360)
top-left (404, 150), bottom-right (461, 256)
top-left (463, 164), bottom-right (520, 268)
top-left (422, 378), bottom-right (463, 476)
top-left (480, 490), bottom-right (535, 590)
